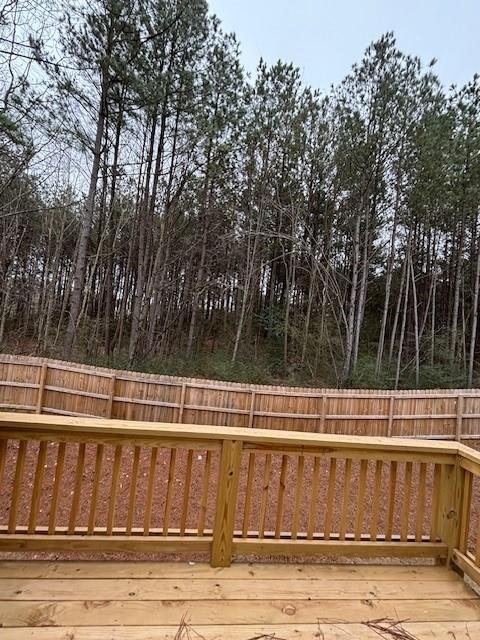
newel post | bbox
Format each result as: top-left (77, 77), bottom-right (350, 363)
top-left (438, 458), bottom-right (465, 566)
top-left (211, 439), bottom-right (243, 567)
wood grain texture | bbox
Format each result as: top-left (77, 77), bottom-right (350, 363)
top-left (0, 561), bottom-right (477, 638)
top-left (2, 623), bottom-right (480, 640)
top-left (211, 439), bottom-right (242, 566)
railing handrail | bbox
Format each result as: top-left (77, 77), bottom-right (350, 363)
top-left (457, 442), bottom-right (480, 466)
top-left (0, 412), bottom-right (463, 455)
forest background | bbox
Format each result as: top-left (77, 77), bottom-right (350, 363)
top-left (1, 0), bottom-right (480, 389)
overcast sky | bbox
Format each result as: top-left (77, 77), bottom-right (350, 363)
top-left (208, 0), bottom-right (479, 90)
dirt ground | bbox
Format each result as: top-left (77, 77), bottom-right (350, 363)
top-left (0, 438), bottom-right (479, 563)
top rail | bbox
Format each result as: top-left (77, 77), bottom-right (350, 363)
top-left (0, 413), bottom-right (462, 456)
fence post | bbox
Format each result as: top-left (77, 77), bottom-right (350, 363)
top-left (106, 375), bottom-right (116, 418)
top-left (36, 363), bottom-right (48, 414)
top-left (178, 383), bottom-right (186, 423)
top-left (319, 394), bottom-right (326, 433)
top-left (387, 395), bottom-right (395, 437)
top-left (211, 439), bottom-right (243, 567)
top-left (456, 395), bottom-right (464, 441)
top-left (248, 391), bottom-right (256, 428)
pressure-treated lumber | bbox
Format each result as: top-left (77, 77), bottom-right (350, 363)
top-left (0, 577), bottom-right (472, 601)
top-left (2, 623), bottom-right (480, 640)
top-left (0, 534), bottom-right (212, 553)
top-left (0, 412), bottom-right (477, 571)
top-left (0, 561), bottom-right (478, 639)
top-left (211, 439), bottom-right (242, 566)
top-left (0, 412), bottom-right (463, 456)
top-left (0, 560), bottom-right (458, 580)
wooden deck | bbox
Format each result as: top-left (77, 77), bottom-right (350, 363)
top-left (0, 561), bottom-right (479, 638)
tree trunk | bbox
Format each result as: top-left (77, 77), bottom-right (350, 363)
top-left (64, 76), bottom-right (108, 356)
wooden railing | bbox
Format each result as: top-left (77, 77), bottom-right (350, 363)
top-left (451, 444), bottom-right (480, 585)
top-left (0, 413), bottom-right (479, 579)
top-left (2, 354), bottom-right (480, 439)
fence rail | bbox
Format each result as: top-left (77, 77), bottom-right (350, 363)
top-left (0, 413), bottom-right (479, 581)
top-left (1, 354), bottom-right (480, 439)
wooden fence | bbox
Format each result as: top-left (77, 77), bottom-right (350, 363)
top-left (0, 412), bottom-right (479, 583)
top-left (1, 354), bottom-right (480, 440)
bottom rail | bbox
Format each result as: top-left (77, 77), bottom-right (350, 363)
top-left (452, 549), bottom-right (480, 585)
top-left (0, 534), bottom-right (212, 553)
top-left (0, 534), bottom-right (447, 559)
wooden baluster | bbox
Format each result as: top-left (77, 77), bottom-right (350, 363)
top-left (339, 459), bottom-right (352, 540)
top-left (258, 454), bottom-right (272, 538)
top-left (8, 440), bottom-right (27, 533)
top-left (429, 463), bottom-right (442, 542)
top-left (198, 450), bottom-right (212, 536)
top-left (291, 455), bottom-right (305, 540)
top-left (400, 462), bottom-right (413, 541)
top-left (48, 442), bottom-right (66, 534)
top-left (28, 441), bottom-right (47, 533)
top-left (107, 445), bottom-right (122, 535)
top-left (126, 446), bottom-right (141, 535)
top-left (275, 455), bottom-right (288, 538)
top-left (143, 447), bottom-right (158, 536)
top-left (88, 444), bottom-right (104, 534)
top-left (307, 457), bottom-right (321, 539)
top-left (415, 463), bottom-right (427, 542)
top-left (68, 443), bottom-right (86, 534)
top-left (370, 460), bottom-right (383, 541)
top-left (324, 458), bottom-right (337, 540)
top-left (211, 439), bottom-right (243, 567)
top-left (459, 471), bottom-right (472, 554)
top-left (163, 448), bottom-right (177, 536)
top-left (36, 363), bottom-right (47, 414)
top-left (180, 450), bottom-right (193, 535)
top-left (385, 461), bottom-right (398, 541)
top-left (355, 459), bottom-right (368, 540)
top-left (242, 453), bottom-right (255, 538)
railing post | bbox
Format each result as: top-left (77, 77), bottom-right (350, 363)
top-left (438, 459), bottom-right (464, 566)
top-left (211, 439), bottom-right (243, 567)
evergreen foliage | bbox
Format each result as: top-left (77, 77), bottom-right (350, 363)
top-left (1, 4), bottom-right (480, 389)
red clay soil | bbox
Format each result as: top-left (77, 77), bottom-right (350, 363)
top-left (0, 438), bottom-right (479, 564)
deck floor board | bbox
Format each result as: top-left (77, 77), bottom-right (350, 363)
top-left (0, 561), bottom-right (478, 638)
